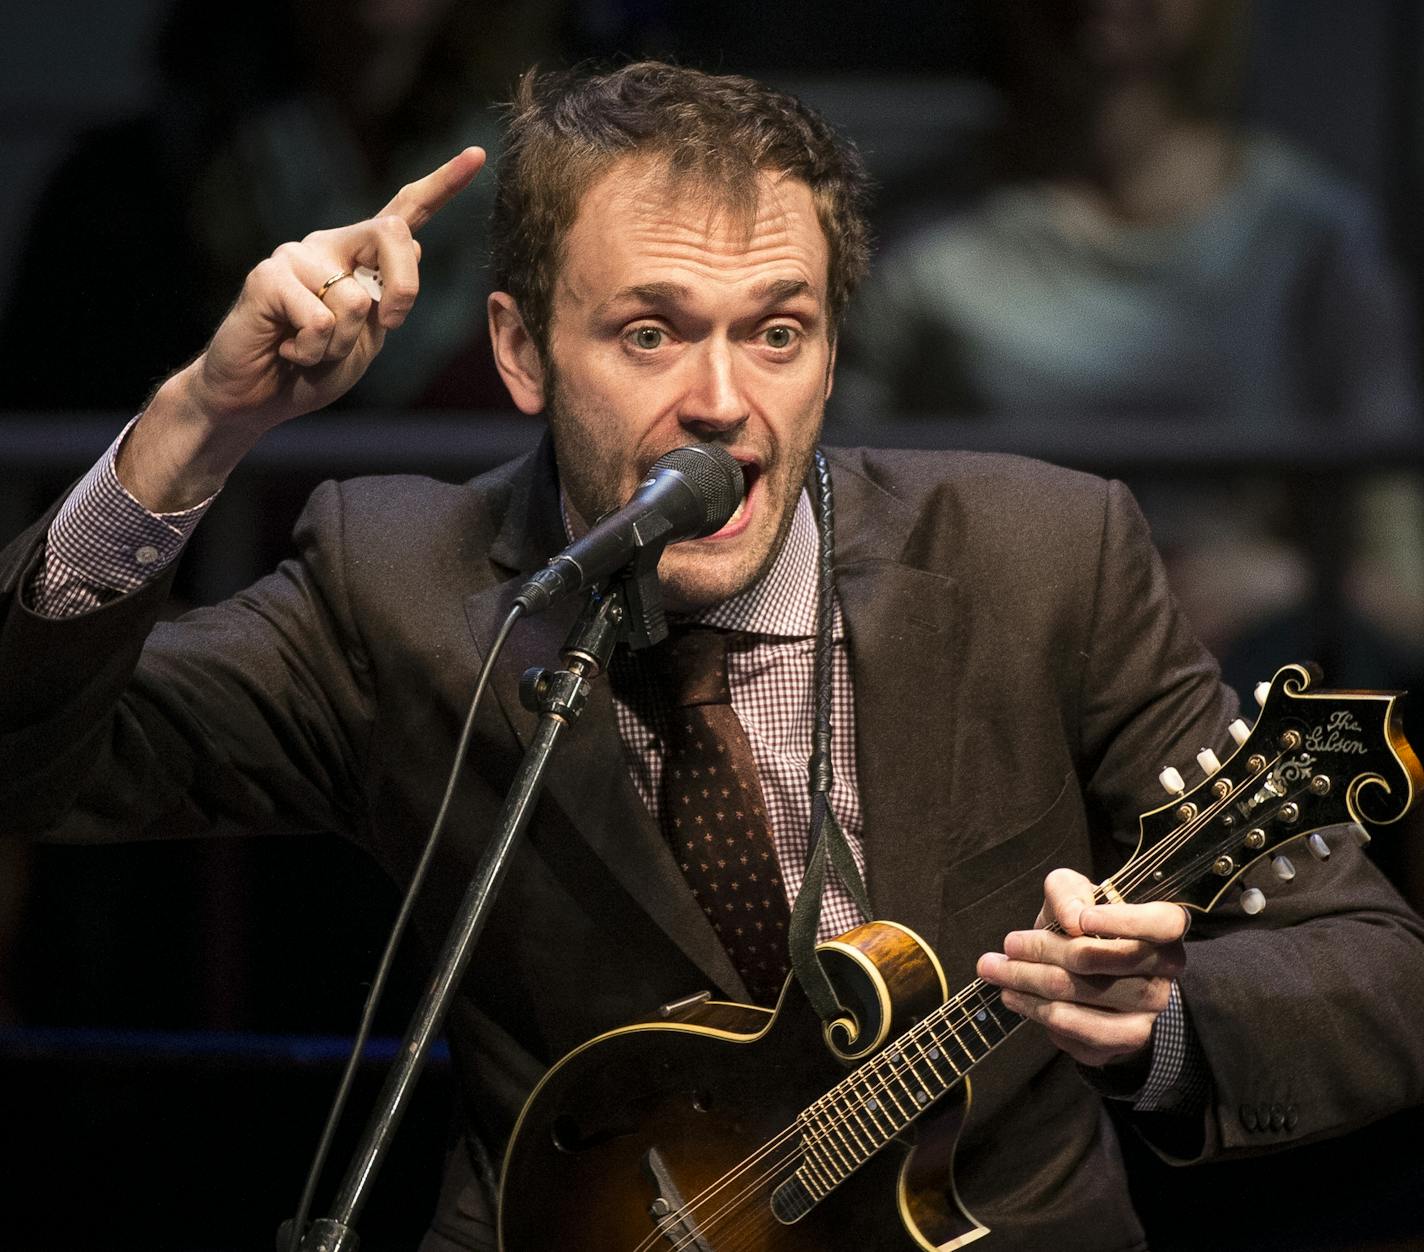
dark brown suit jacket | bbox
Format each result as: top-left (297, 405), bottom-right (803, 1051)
top-left (3, 443), bottom-right (1423, 1251)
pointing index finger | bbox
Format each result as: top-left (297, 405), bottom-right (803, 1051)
top-left (379, 146), bottom-right (486, 233)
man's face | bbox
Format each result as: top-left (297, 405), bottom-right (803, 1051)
top-left (521, 158), bottom-right (835, 612)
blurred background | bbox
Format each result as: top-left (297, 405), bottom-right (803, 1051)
top-left (2, 0), bottom-right (1423, 1247)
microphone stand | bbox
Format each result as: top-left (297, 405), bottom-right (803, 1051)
top-left (290, 578), bottom-right (640, 1251)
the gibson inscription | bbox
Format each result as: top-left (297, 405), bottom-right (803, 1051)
top-left (1304, 711), bottom-right (1367, 756)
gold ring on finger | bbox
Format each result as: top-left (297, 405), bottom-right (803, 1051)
top-left (317, 270), bottom-right (355, 301)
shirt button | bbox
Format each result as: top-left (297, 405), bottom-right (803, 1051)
top-left (134, 545), bottom-right (160, 566)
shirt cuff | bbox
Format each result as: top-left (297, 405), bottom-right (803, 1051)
top-left (1132, 981), bottom-right (1210, 1113)
top-left (1079, 981), bottom-right (1211, 1116)
top-left (27, 417), bottom-right (216, 617)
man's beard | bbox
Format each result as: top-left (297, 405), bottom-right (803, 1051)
top-left (543, 368), bottom-right (628, 528)
top-left (544, 372), bottom-right (822, 611)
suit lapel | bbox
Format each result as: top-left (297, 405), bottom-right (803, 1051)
top-left (830, 453), bottom-right (964, 956)
top-left (459, 443), bottom-right (975, 994)
top-left (463, 440), bottom-right (747, 999)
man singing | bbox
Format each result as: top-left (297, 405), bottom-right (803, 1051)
top-left (3, 62), bottom-right (1422, 1251)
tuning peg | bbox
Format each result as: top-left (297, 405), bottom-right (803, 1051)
top-left (1254, 681), bottom-right (1271, 707)
top-left (1348, 822), bottom-right (1371, 847)
top-left (1307, 833), bottom-right (1331, 861)
top-left (1159, 765), bottom-right (1186, 796)
top-left (1271, 855), bottom-right (1296, 882)
top-left (1196, 747), bottom-right (1222, 775)
top-left (1227, 718), bottom-right (1251, 746)
top-left (1240, 887), bottom-right (1267, 915)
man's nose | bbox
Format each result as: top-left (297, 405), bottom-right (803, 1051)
top-left (677, 339), bottom-right (747, 435)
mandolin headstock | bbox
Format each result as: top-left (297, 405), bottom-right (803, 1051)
top-left (1112, 663), bottom-right (1423, 914)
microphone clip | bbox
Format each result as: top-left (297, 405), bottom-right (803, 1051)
top-left (611, 537), bottom-right (669, 651)
top-left (517, 510), bottom-right (672, 649)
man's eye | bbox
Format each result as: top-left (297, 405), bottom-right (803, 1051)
top-left (763, 326), bottom-right (796, 349)
top-left (630, 326), bottom-right (664, 350)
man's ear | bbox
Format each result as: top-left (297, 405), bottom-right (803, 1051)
top-left (825, 336), bottom-right (837, 403)
top-left (488, 292), bottom-right (546, 414)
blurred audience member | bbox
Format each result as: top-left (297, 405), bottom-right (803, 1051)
top-left (0, 0), bottom-right (561, 412)
top-left (834, 0), bottom-right (1423, 695)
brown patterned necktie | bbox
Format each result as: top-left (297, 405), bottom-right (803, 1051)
top-left (652, 626), bottom-right (791, 1006)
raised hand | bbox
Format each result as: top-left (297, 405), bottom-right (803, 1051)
top-left (976, 867), bottom-right (1188, 1069)
top-left (119, 147), bottom-right (485, 510)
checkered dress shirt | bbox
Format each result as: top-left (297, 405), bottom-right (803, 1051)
top-left (26, 424), bottom-right (1202, 1112)
top-left (605, 490), bottom-right (868, 945)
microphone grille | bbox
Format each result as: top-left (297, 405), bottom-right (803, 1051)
top-left (657, 444), bottom-right (746, 531)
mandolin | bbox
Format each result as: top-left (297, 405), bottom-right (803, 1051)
top-left (498, 664), bottom-right (1422, 1251)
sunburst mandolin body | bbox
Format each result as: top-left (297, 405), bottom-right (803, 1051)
top-left (498, 920), bottom-right (987, 1252)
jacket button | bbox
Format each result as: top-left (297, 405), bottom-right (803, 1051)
top-left (1285, 1104), bottom-right (1299, 1131)
top-left (1270, 1103), bottom-right (1286, 1131)
top-left (1240, 1103), bottom-right (1259, 1131)
top-left (1258, 1101), bottom-right (1272, 1129)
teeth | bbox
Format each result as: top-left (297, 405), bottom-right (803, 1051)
top-left (728, 497), bottom-right (747, 523)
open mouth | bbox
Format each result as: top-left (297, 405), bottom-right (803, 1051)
top-left (709, 459), bottom-right (760, 537)
top-left (731, 461), bottom-right (760, 519)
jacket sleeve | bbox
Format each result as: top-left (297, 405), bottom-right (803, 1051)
top-left (0, 479), bottom-right (375, 844)
top-left (1075, 478), bottom-right (1424, 1161)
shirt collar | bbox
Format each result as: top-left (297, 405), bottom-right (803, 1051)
top-left (692, 489), bottom-right (820, 637)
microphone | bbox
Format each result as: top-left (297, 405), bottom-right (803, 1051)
top-left (515, 443), bottom-right (745, 614)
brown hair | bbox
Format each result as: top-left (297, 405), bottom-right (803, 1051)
top-left (489, 61), bottom-right (873, 359)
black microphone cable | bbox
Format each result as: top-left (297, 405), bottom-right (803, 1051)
top-left (284, 600), bottom-right (524, 1252)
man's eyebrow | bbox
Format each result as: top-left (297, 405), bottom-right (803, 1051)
top-left (594, 277), bottom-right (818, 316)
top-left (752, 278), bottom-right (815, 304)
top-left (594, 282), bottom-right (688, 314)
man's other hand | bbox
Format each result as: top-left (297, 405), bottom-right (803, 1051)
top-left (118, 147), bottom-right (486, 511)
top-left (976, 867), bottom-right (1188, 1069)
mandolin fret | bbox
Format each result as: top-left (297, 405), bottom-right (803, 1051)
top-left (876, 1052), bottom-right (917, 1121)
top-left (848, 1072), bottom-right (896, 1140)
top-left (799, 1135), bottom-right (836, 1195)
top-left (882, 1043), bottom-right (937, 1113)
top-left (819, 1110), bottom-right (857, 1176)
top-left (935, 1020), bottom-right (976, 1074)
top-left (801, 984), bottom-right (1028, 1180)
top-left (828, 1087), bottom-right (873, 1155)
top-left (907, 1033), bottom-right (952, 1089)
